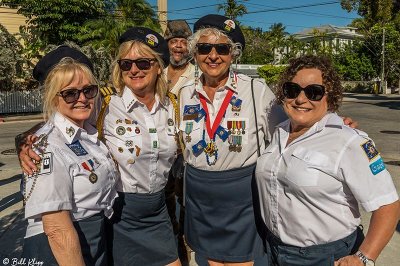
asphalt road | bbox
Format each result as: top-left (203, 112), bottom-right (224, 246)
top-left (0, 93), bottom-right (399, 265)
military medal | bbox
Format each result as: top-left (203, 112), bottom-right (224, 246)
top-left (116, 119), bottom-right (123, 124)
top-left (204, 140), bottom-right (218, 165)
top-left (82, 159), bottom-right (97, 184)
top-left (185, 121), bottom-right (193, 142)
top-left (66, 126), bottom-right (75, 137)
top-left (198, 89), bottom-right (234, 165)
top-left (89, 172), bottom-right (98, 184)
top-left (167, 118), bottom-right (174, 126)
top-left (135, 127), bottom-right (140, 134)
top-left (125, 119), bottom-right (132, 124)
top-left (127, 158), bottom-right (135, 164)
top-left (118, 147), bottom-right (124, 153)
top-left (149, 128), bottom-right (157, 133)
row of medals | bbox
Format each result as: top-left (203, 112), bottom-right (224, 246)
top-left (185, 104), bottom-right (244, 154)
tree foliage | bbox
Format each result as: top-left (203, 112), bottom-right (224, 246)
top-left (257, 64), bottom-right (286, 87)
top-left (2, 0), bottom-right (106, 55)
top-left (333, 41), bottom-right (376, 81)
top-left (79, 0), bottom-right (160, 55)
top-left (0, 23), bottom-right (29, 91)
top-left (217, 0), bottom-right (248, 21)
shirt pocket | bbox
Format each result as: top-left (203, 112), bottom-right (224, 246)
top-left (285, 146), bottom-right (331, 187)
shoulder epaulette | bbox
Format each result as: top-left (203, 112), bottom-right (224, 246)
top-left (99, 86), bottom-right (116, 97)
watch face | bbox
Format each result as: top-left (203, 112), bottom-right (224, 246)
top-left (366, 260), bottom-right (375, 266)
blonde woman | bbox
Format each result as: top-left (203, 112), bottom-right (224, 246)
top-left (21, 46), bottom-right (118, 266)
top-left (97, 27), bottom-right (180, 266)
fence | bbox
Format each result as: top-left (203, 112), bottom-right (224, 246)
top-left (0, 89), bottom-right (42, 114)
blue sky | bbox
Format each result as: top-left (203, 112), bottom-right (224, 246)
top-left (147, 0), bottom-right (360, 34)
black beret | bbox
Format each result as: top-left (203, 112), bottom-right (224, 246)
top-left (33, 45), bottom-right (93, 85)
top-left (194, 14), bottom-right (245, 50)
top-left (119, 26), bottom-right (170, 66)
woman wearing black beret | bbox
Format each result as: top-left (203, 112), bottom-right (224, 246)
top-left (178, 14), bottom-right (286, 266)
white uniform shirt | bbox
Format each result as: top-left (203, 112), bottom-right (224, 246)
top-left (179, 73), bottom-right (286, 170)
top-left (103, 87), bottom-right (177, 193)
top-left (255, 112), bottom-right (399, 247)
top-left (24, 112), bottom-right (119, 238)
top-left (164, 63), bottom-right (195, 95)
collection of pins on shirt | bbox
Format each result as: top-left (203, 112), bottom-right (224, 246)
top-left (114, 118), bottom-right (171, 165)
top-left (23, 133), bottom-right (49, 204)
top-left (183, 95), bottom-right (246, 154)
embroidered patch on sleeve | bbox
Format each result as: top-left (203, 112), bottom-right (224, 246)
top-left (369, 157), bottom-right (386, 175)
top-left (361, 140), bottom-right (379, 161)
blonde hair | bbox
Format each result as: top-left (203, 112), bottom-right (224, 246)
top-left (188, 28), bottom-right (242, 60)
top-left (42, 57), bottom-right (97, 121)
top-left (111, 41), bottom-right (167, 102)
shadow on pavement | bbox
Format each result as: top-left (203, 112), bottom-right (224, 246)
top-left (0, 174), bottom-right (22, 186)
top-left (0, 209), bottom-right (26, 259)
top-left (397, 221), bottom-right (400, 233)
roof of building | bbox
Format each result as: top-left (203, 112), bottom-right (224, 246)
top-left (293, 24), bottom-right (363, 39)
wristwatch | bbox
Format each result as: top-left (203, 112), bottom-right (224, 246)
top-left (355, 250), bottom-right (375, 266)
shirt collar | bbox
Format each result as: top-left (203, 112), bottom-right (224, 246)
top-left (122, 86), bottom-right (139, 112)
top-left (122, 86), bottom-right (167, 113)
top-left (52, 112), bottom-right (82, 144)
top-left (191, 71), bottom-right (239, 99)
top-left (278, 112), bottom-right (342, 145)
top-left (52, 112), bottom-right (99, 144)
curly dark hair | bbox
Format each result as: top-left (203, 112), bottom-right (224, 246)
top-left (275, 54), bottom-right (343, 111)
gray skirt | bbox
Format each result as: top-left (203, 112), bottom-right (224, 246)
top-left (108, 190), bottom-right (178, 266)
top-left (22, 212), bottom-right (106, 266)
top-left (184, 163), bottom-right (264, 262)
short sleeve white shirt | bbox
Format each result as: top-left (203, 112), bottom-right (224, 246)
top-left (24, 112), bottom-right (119, 238)
top-left (103, 87), bottom-right (178, 193)
top-left (255, 112), bottom-right (399, 247)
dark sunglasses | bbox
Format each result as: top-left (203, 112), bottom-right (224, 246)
top-left (57, 84), bottom-right (99, 104)
top-left (117, 58), bottom-right (156, 71)
top-left (282, 82), bottom-right (326, 101)
top-left (196, 43), bottom-right (232, 55)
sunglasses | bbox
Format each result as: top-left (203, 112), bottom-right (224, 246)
top-left (282, 82), bottom-right (326, 101)
top-left (57, 84), bottom-right (99, 104)
top-left (117, 58), bottom-right (156, 71)
top-left (196, 43), bottom-right (232, 55)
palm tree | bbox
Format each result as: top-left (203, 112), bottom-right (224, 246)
top-left (217, 0), bottom-right (248, 21)
top-left (79, 0), bottom-right (160, 55)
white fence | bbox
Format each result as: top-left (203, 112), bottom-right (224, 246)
top-left (0, 89), bottom-right (42, 114)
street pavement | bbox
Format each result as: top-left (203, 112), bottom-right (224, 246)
top-left (0, 94), bottom-right (399, 265)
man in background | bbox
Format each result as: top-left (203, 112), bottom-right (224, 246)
top-left (163, 19), bottom-right (194, 265)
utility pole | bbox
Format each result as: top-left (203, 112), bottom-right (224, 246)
top-left (157, 0), bottom-right (167, 34)
top-left (381, 27), bottom-right (385, 94)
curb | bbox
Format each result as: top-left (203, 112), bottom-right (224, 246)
top-left (0, 114), bottom-right (43, 123)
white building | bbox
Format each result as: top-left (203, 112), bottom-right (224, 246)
top-left (274, 25), bottom-right (363, 64)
